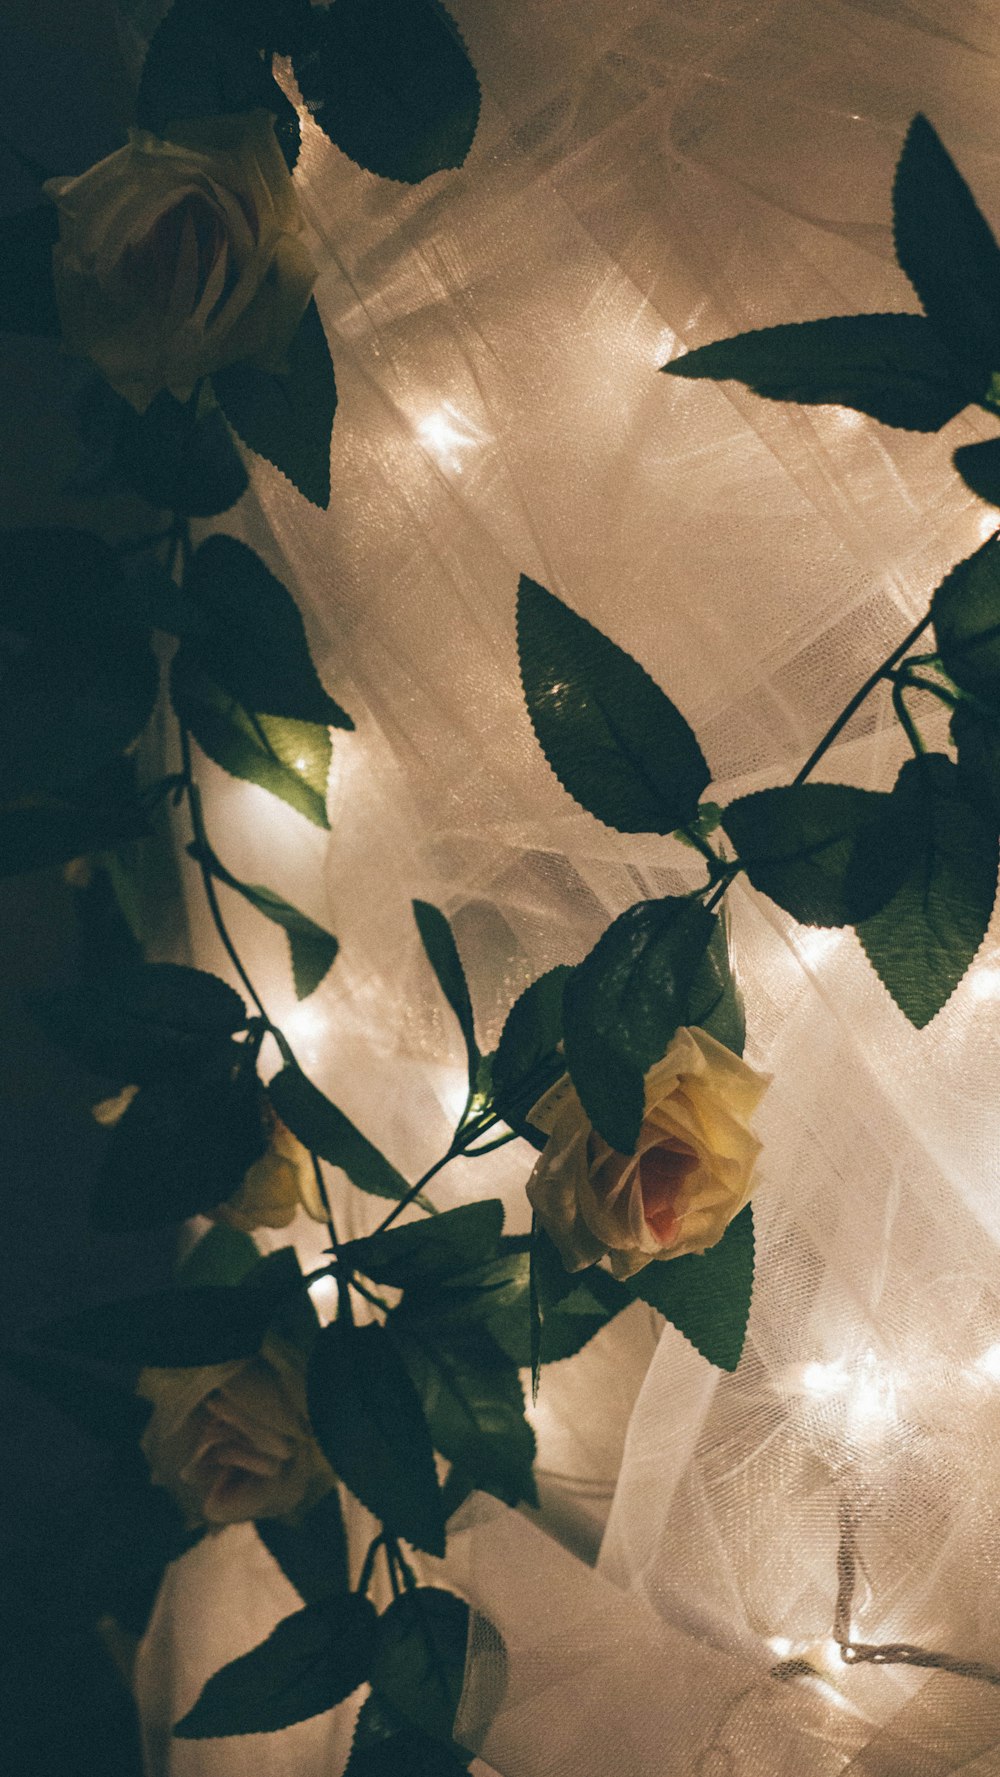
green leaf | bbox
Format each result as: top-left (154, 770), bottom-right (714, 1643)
top-left (70, 862), bottom-right (144, 984)
top-left (662, 314), bottom-right (973, 431)
top-left (413, 1238), bottom-right (630, 1368)
top-left (346, 1693), bottom-right (471, 1776)
top-left (184, 536), bottom-right (352, 728)
top-left (722, 783), bottom-right (892, 927)
top-left (856, 754), bottom-right (998, 1026)
top-left (893, 113), bottom-right (1000, 376)
top-left (137, 0), bottom-right (301, 169)
top-left (339, 1201), bottom-right (504, 1288)
top-left (171, 650), bottom-right (332, 828)
top-left (517, 575), bottom-right (710, 834)
top-left (932, 531), bottom-right (1000, 703)
top-left (269, 1064), bottom-right (411, 1201)
top-left (624, 1204), bottom-right (755, 1372)
top-left (563, 896), bottom-right (716, 1154)
top-left (191, 839), bottom-right (338, 1000)
top-left (94, 1065), bottom-right (267, 1231)
top-left (492, 965), bottom-right (570, 1109)
top-left (0, 204), bottom-right (60, 336)
top-left (389, 1319), bottom-right (536, 1507)
top-left (412, 901), bottom-right (479, 1083)
top-left (213, 299), bottom-right (336, 508)
top-left (307, 1321), bottom-right (446, 1556)
top-left (256, 1488), bottom-right (350, 1605)
top-left (176, 1223), bottom-right (260, 1288)
top-left (174, 1595), bottom-right (377, 1738)
top-left (371, 1589), bottom-right (469, 1743)
top-left (29, 1282), bottom-right (287, 1368)
top-left (0, 1349), bottom-right (151, 1444)
top-left (952, 699), bottom-right (1000, 827)
top-left (114, 389), bottom-right (249, 517)
top-left (36, 962), bottom-right (247, 1083)
top-left (684, 915), bottom-right (745, 1057)
top-left (953, 440), bottom-right (1000, 508)
top-left (294, 0), bottom-right (480, 183)
top-left (0, 766), bottom-right (151, 878)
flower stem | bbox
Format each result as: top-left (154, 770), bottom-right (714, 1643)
top-left (792, 612), bottom-right (933, 786)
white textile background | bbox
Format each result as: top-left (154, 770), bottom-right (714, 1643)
top-left (132, 1), bottom-right (1000, 1771)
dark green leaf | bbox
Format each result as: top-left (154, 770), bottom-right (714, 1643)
top-left (0, 526), bottom-right (133, 641)
top-left (210, 0), bottom-right (315, 56)
top-left (346, 1692), bottom-right (471, 1777)
top-left (412, 901), bottom-right (479, 1081)
top-left (191, 839), bottom-right (338, 1000)
top-left (340, 1201), bottom-right (503, 1288)
top-left (138, 0), bottom-right (300, 169)
top-left (171, 650), bottom-right (332, 828)
top-left (425, 1240), bottom-right (628, 1367)
top-left (624, 1204), bottom-right (755, 1372)
top-left (953, 440), bottom-right (1000, 508)
top-left (184, 536), bottom-right (352, 727)
top-left (0, 204), bottom-right (59, 336)
top-left (75, 1448), bottom-right (204, 1637)
top-left (684, 915), bottom-right (745, 1056)
top-left (372, 1589), bottom-right (469, 1743)
top-left (856, 754), bottom-right (998, 1026)
top-left (114, 389), bottom-right (249, 517)
top-left (663, 314), bottom-right (973, 430)
top-left (36, 962), bottom-right (247, 1083)
top-left (893, 113), bottom-right (1000, 376)
top-left (389, 1319), bottom-right (536, 1507)
top-left (563, 896), bottom-right (716, 1153)
top-left (932, 531), bottom-right (1000, 702)
top-left (214, 299), bottom-right (336, 509)
top-left (269, 1064), bottom-right (411, 1201)
top-left (307, 1321), bottom-right (445, 1555)
top-left (294, 0), bottom-right (480, 183)
top-left (0, 1349), bottom-right (150, 1444)
top-left (256, 1488), bottom-right (350, 1606)
top-left (29, 1282), bottom-right (286, 1368)
top-left (952, 699), bottom-right (1000, 826)
top-left (175, 1223), bottom-right (260, 1289)
top-left (0, 767), bottom-right (151, 878)
top-left (174, 1594), bottom-right (377, 1738)
top-left (492, 965), bottom-right (570, 1108)
top-left (517, 575), bottom-right (710, 834)
top-left (722, 782), bottom-right (892, 926)
top-left (70, 863), bottom-right (144, 984)
top-left (95, 1065), bottom-right (267, 1231)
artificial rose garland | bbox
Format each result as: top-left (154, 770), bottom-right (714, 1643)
top-left (526, 1026), bottom-right (769, 1279)
top-left (138, 1339), bottom-right (335, 1527)
top-left (45, 110), bottom-right (316, 412)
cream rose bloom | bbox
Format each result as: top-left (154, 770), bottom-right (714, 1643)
top-left (45, 111), bottom-right (316, 412)
top-left (526, 1026), bottom-right (769, 1280)
top-left (138, 1339), bottom-right (334, 1526)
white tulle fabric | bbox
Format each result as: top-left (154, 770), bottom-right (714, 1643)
top-left (133, 1), bottom-right (1000, 1771)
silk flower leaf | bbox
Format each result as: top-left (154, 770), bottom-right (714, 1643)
top-left (413, 901), bottom-right (479, 1083)
top-left (517, 575), bottom-right (710, 834)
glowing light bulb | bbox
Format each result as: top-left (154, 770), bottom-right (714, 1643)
top-left (969, 964), bottom-right (1000, 1002)
top-left (281, 1000), bottom-right (328, 1065)
top-left (795, 928), bottom-right (842, 968)
top-left (768, 1636), bottom-right (794, 1659)
top-left (975, 1342), bottom-right (1000, 1380)
top-left (846, 1350), bottom-right (898, 1443)
top-left (307, 1275), bottom-right (339, 1324)
top-left (800, 1360), bottom-right (848, 1398)
top-left (415, 402), bottom-right (485, 472)
top-left (978, 512), bottom-right (999, 544)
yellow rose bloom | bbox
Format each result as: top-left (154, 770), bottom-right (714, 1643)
top-left (526, 1026), bottom-right (769, 1279)
top-left (45, 111), bottom-right (316, 412)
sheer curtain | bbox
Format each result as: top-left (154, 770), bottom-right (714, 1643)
top-left (134, 2), bottom-right (1000, 1770)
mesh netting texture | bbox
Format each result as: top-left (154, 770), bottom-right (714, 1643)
top-left (132, 1), bottom-right (1000, 1771)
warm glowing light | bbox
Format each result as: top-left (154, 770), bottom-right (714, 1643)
top-left (848, 1350), bottom-right (897, 1435)
top-left (969, 964), bottom-right (1000, 1002)
top-left (975, 1342), bottom-right (1000, 1380)
top-left (768, 1636), bottom-right (793, 1659)
top-left (794, 928), bottom-right (842, 968)
top-left (281, 1000), bottom-right (329, 1065)
top-left (415, 402), bottom-right (485, 472)
top-left (294, 755), bottom-right (310, 771)
top-left (307, 1275), bottom-right (338, 1325)
top-left (978, 511), bottom-right (999, 543)
top-left (800, 1360), bottom-right (849, 1397)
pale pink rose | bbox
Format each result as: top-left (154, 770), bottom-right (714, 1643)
top-left (526, 1026), bottom-right (769, 1280)
top-left (138, 1341), bottom-right (334, 1526)
top-left (45, 111), bottom-right (316, 411)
